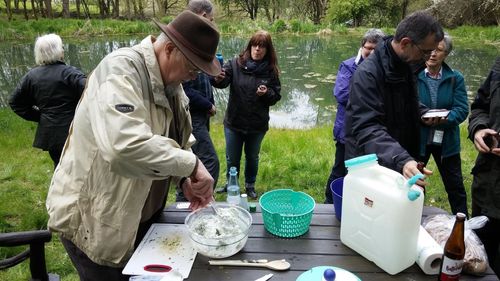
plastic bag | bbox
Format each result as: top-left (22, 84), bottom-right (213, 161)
top-left (423, 214), bottom-right (489, 275)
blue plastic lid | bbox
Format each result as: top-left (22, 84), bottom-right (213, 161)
top-left (229, 166), bottom-right (237, 175)
top-left (344, 154), bottom-right (377, 168)
top-left (323, 268), bottom-right (336, 281)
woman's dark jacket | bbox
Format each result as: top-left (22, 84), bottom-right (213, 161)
top-left (344, 36), bottom-right (423, 173)
top-left (9, 62), bottom-right (86, 150)
top-left (213, 57), bottom-right (281, 133)
top-left (468, 57), bottom-right (500, 219)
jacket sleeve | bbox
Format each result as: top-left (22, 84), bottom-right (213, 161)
top-left (67, 66), bottom-right (87, 96)
top-left (437, 71), bottom-right (469, 129)
top-left (334, 62), bottom-right (352, 106)
top-left (9, 72), bottom-right (41, 122)
top-left (348, 68), bottom-right (413, 172)
top-left (468, 61), bottom-right (498, 140)
top-left (182, 80), bottom-right (212, 111)
top-left (259, 73), bottom-right (281, 106)
top-left (88, 55), bottom-right (197, 179)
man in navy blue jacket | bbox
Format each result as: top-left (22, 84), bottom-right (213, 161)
top-left (178, 0), bottom-right (220, 201)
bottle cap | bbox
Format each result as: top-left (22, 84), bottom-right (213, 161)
top-left (241, 194), bottom-right (248, 198)
top-left (249, 203), bottom-right (256, 213)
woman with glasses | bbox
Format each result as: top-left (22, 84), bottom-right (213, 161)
top-left (213, 30), bottom-right (281, 199)
top-left (417, 33), bottom-right (469, 216)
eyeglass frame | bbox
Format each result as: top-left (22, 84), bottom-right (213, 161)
top-left (413, 42), bottom-right (434, 58)
top-left (185, 58), bottom-right (202, 75)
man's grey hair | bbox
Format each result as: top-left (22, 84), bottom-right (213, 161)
top-left (34, 33), bottom-right (64, 65)
top-left (361, 28), bottom-right (385, 47)
top-left (187, 0), bottom-right (213, 15)
top-left (394, 11), bottom-right (444, 45)
top-left (157, 32), bottom-right (170, 43)
top-left (441, 32), bottom-right (453, 54)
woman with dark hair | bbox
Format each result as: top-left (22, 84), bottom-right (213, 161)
top-left (214, 30), bottom-right (281, 199)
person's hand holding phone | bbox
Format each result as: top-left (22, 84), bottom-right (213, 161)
top-left (256, 85), bottom-right (267, 96)
top-left (474, 128), bottom-right (500, 155)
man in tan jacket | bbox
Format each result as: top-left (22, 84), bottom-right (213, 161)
top-left (46, 11), bottom-right (220, 280)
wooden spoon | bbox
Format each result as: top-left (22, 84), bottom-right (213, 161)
top-left (208, 259), bottom-right (291, 271)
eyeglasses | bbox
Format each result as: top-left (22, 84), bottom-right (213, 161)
top-left (413, 43), bottom-right (434, 58)
top-left (362, 45), bottom-right (376, 51)
top-left (186, 59), bottom-right (201, 75)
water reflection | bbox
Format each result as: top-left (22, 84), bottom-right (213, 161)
top-left (0, 35), bottom-right (497, 128)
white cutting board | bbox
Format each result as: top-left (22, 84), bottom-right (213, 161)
top-left (123, 223), bottom-right (197, 279)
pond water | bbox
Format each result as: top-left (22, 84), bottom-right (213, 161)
top-left (0, 34), bottom-right (497, 129)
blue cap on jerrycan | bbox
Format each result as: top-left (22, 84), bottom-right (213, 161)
top-left (344, 153), bottom-right (377, 168)
top-left (406, 174), bottom-right (424, 201)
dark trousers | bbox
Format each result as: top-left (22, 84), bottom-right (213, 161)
top-left (325, 142), bottom-right (347, 204)
top-left (418, 145), bottom-right (468, 216)
top-left (177, 115), bottom-right (220, 202)
top-left (61, 208), bottom-right (163, 281)
top-left (191, 115), bottom-right (220, 188)
top-left (48, 143), bottom-right (64, 169)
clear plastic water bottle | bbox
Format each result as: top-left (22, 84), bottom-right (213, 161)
top-left (226, 167), bottom-right (240, 205)
top-left (239, 194), bottom-right (249, 211)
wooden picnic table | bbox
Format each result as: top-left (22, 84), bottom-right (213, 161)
top-left (156, 203), bottom-right (498, 281)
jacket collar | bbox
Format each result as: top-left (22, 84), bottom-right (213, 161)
top-left (378, 36), bottom-right (412, 81)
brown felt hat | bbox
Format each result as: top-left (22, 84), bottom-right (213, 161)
top-left (153, 11), bottom-right (221, 76)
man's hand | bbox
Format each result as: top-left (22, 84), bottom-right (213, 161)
top-left (184, 159), bottom-right (214, 210)
top-left (474, 129), bottom-right (500, 156)
top-left (182, 178), bottom-right (212, 210)
top-left (208, 104), bottom-right (216, 116)
top-left (403, 160), bottom-right (432, 189)
top-left (213, 70), bottom-right (225, 83)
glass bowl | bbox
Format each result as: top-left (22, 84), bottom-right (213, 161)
top-left (185, 203), bottom-right (252, 258)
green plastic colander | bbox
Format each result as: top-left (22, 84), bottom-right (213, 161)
top-left (259, 189), bottom-right (315, 238)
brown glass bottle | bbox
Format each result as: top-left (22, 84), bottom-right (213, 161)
top-left (438, 212), bottom-right (466, 281)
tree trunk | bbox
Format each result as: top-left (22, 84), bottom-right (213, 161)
top-left (133, 0), bottom-right (138, 18)
top-left (44, 0), bottom-right (52, 18)
top-left (112, 0), bottom-right (119, 18)
top-left (81, 0), bottom-right (91, 18)
top-left (31, 0), bottom-right (38, 20)
top-left (22, 0), bottom-right (28, 19)
top-left (14, 0), bottom-right (19, 12)
top-left (76, 0), bottom-right (81, 18)
top-left (125, 0), bottom-right (131, 19)
top-left (400, 0), bottom-right (409, 20)
top-left (4, 0), bottom-right (12, 21)
top-left (138, 0), bottom-right (144, 18)
top-left (62, 0), bottom-right (70, 18)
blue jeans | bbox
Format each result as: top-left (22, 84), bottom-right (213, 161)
top-left (224, 127), bottom-right (266, 184)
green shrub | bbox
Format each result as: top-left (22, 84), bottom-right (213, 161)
top-left (271, 19), bottom-right (287, 33)
top-left (160, 16), bottom-right (174, 24)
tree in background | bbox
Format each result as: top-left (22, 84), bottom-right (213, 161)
top-left (430, 0), bottom-right (500, 27)
top-left (325, 0), bottom-right (371, 27)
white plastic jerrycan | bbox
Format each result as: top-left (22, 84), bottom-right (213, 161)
top-left (340, 154), bottom-right (424, 275)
